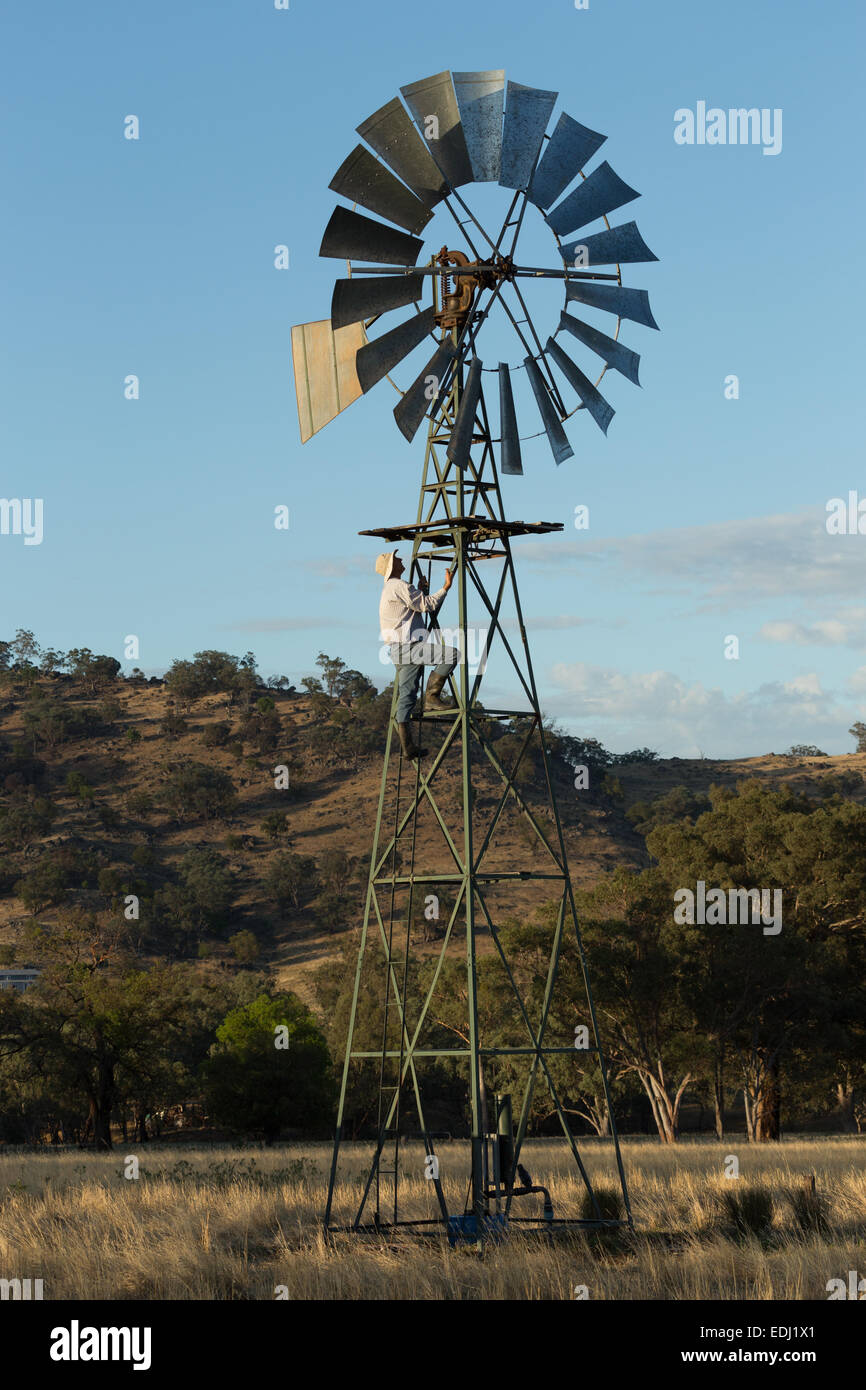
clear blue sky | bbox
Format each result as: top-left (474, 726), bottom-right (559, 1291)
top-left (3, 0), bottom-right (864, 756)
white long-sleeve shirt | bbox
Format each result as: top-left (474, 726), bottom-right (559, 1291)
top-left (379, 577), bottom-right (447, 644)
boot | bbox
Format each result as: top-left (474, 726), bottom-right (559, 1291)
top-left (423, 670), bottom-right (454, 714)
top-left (396, 721), bottom-right (426, 760)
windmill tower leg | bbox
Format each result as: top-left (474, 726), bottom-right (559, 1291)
top-left (323, 365), bottom-right (632, 1240)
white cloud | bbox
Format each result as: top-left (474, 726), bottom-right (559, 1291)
top-left (547, 659), bottom-right (850, 757)
top-left (759, 609), bottom-right (866, 648)
top-left (518, 507), bottom-right (866, 608)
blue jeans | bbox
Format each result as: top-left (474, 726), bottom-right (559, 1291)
top-left (390, 638), bottom-right (459, 722)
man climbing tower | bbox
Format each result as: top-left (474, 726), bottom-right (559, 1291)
top-left (376, 550), bottom-right (458, 761)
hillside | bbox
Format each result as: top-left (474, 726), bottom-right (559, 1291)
top-left (2, 663), bottom-right (863, 1007)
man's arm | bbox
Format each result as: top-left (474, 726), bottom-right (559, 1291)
top-left (400, 568), bottom-right (453, 614)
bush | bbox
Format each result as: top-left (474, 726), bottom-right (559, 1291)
top-left (160, 713), bottom-right (187, 740)
top-left (786, 1182), bottom-right (829, 1235)
top-left (266, 854), bottom-right (318, 911)
top-left (126, 790), bottom-right (152, 817)
top-left (579, 1185), bottom-right (624, 1222)
top-left (0, 797), bottom-right (55, 848)
top-left (719, 1187), bottom-right (774, 1237)
top-left (15, 860), bottom-right (70, 912)
top-left (162, 762), bottom-right (237, 821)
top-left (65, 771), bottom-right (95, 804)
top-left (229, 929), bottom-right (260, 963)
top-left (262, 811), bottom-right (288, 842)
top-left (201, 722), bottom-right (231, 749)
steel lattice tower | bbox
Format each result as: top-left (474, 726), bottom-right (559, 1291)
top-left (291, 67), bottom-right (659, 1242)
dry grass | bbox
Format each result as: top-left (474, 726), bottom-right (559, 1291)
top-left (1, 1138), bottom-right (864, 1300)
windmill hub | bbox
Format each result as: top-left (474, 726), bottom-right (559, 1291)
top-left (434, 247), bottom-right (504, 333)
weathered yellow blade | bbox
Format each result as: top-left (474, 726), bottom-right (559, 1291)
top-left (290, 318), bottom-right (367, 444)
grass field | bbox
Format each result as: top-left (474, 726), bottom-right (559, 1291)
top-left (1, 1138), bottom-right (864, 1300)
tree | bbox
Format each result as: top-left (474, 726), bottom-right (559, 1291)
top-left (161, 761), bottom-right (237, 821)
top-left (266, 854), bottom-right (318, 912)
top-left (202, 993), bottom-right (333, 1140)
top-left (65, 649), bottom-right (121, 694)
top-left (849, 722), bottom-right (866, 753)
top-left (0, 918), bottom-right (197, 1148)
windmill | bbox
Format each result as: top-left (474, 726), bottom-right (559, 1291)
top-left (291, 70), bottom-right (658, 1242)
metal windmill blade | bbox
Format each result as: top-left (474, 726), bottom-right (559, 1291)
top-left (528, 112), bottom-right (606, 209)
top-left (291, 319), bottom-right (367, 444)
top-left (560, 221), bottom-right (658, 267)
top-left (453, 70), bottom-right (505, 182)
top-left (401, 71), bottom-right (474, 189)
top-left (546, 161), bottom-right (640, 237)
top-left (356, 307), bottom-right (436, 393)
top-left (357, 97), bottom-right (449, 206)
top-left (546, 336), bottom-right (614, 435)
top-left (329, 146), bottom-right (434, 235)
top-left (394, 340), bottom-right (457, 442)
top-left (558, 310), bottom-right (641, 385)
top-left (446, 355), bottom-right (483, 468)
top-left (498, 363), bottom-right (523, 475)
top-left (564, 279), bottom-right (659, 331)
top-left (500, 81), bottom-right (557, 189)
top-left (524, 354), bottom-right (573, 464)
top-left (320, 206), bottom-right (424, 266)
top-left (331, 273), bottom-right (424, 330)
top-left (293, 68), bottom-right (659, 456)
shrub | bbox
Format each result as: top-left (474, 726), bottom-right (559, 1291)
top-left (579, 1185), bottom-right (624, 1222)
top-left (262, 811), bottom-right (288, 842)
top-left (160, 713), bottom-right (187, 740)
top-left (201, 722), bottom-right (231, 749)
top-left (162, 762), bottom-right (237, 821)
top-left (229, 929), bottom-right (260, 963)
top-left (15, 860), bottom-right (70, 912)
top-left (719, 1187), bottom-right (774, 1237)
top-left (786, 1181), bottom-right (829, 1235)
top-left (266, 854), bottom-right (318, 911)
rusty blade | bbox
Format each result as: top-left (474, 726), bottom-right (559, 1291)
top-left (357, 97), bottom-right (449, 207)
top-left (331, 273), bottom-right (424, 330)
top-left (499, 81), bottom-right (557, 190)
top-left (564, 279), bottom-right (659, 330)
top-left (498, 363), bottom-right (523, 475)
top-left (394, 341), bottom-right (457, 442)
top-left (546, 337), bottom-right (614, 435)
top-left (446, 355), bottom-right (483, 468)
top-left (524, 354), bottom-right (573, 464)
top-left (546, 161), bottom-right (640, 236)
top-left (560, 221), bottom-right (658, 267)
top-left (320, 206), bottom-right (424, 266)
top-left (558, 310), bottom-right (641, 385)
top-left (401, 71), bottom-right (474, 188)
top-left (329, 145), bottom-right (434, 235)
top-left (528, 112), bottom-right (606, 209)
top-left (356, 307), bottom-right (436, 393)
top-left (453, 69), bottom-right (505, 182)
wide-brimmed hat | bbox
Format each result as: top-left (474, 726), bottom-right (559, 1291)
top-left (375, 551), bottom-right (398, 581)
